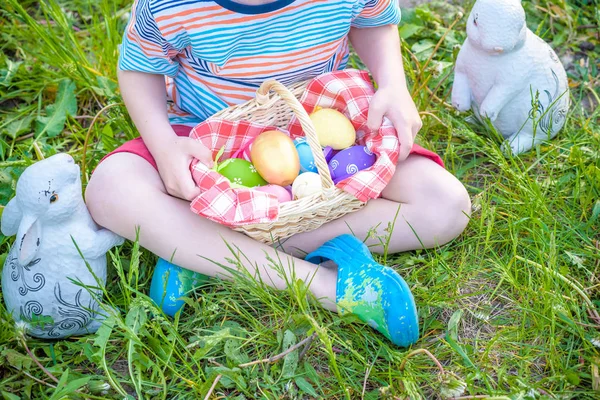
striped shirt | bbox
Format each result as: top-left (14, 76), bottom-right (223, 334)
top-left (119, 0), bottom-right (402, 125)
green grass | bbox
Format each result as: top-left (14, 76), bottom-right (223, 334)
top-left (1, 0), bottom-right (599, 398)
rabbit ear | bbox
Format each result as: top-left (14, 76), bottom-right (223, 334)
top-left (16, 213), bottom-right (42, 266)
top-left (1, 197), bottom-right (22, 237)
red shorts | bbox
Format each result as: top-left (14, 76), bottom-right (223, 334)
top-left (99, 125), bottom-right (193, 170)
top-left (99, 125), bottom-right (444, 171)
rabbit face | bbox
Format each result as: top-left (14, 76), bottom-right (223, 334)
top-left (16, 153), bottom-right (83, 225)
top-left (466, 0), bottom-right (527, 55)
top-left (2, 153), bottom-right (84, 266)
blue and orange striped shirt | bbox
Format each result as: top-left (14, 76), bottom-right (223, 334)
top-left (119, 0), bottom-right (401, 125)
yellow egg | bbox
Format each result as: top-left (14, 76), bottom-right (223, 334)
top-left (250, 130), bottom-right (300, 186)
top-left (309, 107), bottom-right (356, 150)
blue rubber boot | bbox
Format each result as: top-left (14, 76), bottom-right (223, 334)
top-left (149, 258), bottom-right (211, 317)
top-left (305, 234), bottom-right (419, 347)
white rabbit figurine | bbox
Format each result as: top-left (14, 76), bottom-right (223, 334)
top-left (0, 153), bottom-right (123, 338)
top-left (451, 0), bottom-right (570, 155)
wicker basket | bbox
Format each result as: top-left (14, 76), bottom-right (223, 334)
top-left (209, 79), bottom-right (367, 245)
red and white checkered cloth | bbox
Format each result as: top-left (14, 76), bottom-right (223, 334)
top-left (189, 69), bottom-right (401, 227)
top-left (287, 69), bottom-right (400, 201)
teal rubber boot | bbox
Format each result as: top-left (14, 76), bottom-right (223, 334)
top-left (149, 258), bottom-right (211, 317)
top-left (305, 234), bottom-right (419, 347)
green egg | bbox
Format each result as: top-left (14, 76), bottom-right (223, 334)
top-left (216, 158), bottom-right (267, 188)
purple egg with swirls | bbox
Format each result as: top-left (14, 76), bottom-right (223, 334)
top-left (328, 145), bottom-right (376, 184)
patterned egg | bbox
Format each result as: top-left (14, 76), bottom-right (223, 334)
top-left (254, 184), bottom-right (292, 203)
top-left (328, 145), bottom-right (376, 184)
top-left (294, 138), bottom-right (316, 173)
top-left (217, 158), bottom-right (267, 188)
top-left (294, 139), bottom-right (336, 174)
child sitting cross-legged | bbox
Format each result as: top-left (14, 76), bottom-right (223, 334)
top-left (86, 0), bottom-right (471, 346)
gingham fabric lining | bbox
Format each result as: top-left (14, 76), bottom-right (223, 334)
top-left (188, 69), bottom-right (402, 227)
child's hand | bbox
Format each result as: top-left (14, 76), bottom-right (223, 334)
top-left (367, 85), bottom-right (422, 162)
top-left (153, 136), bottom-right (214, 201)
top-left (117, 71), bottom-right (214, 200)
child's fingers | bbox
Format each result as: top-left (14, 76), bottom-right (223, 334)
top-left (389, 114), bottom-right (414, 162)
top-left (161, 166), bottom-right (200, 201)
top-left (187, 139), bottom-right (214, 168)
top-left (178, 138), bottom-right (212, 200)
top-left (178, 174), bottom-right (201, 201)
top-left (173, 159), bottom-right (201, 200)
top-left (412, 115), bottom-right (424, 137)
top-left (367, 98), bottom-right (385, 131)
top-left (398, 132), bottom-right (414, 161)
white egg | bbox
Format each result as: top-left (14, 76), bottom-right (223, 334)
top-left (291, 172), bottom-right (322, 199)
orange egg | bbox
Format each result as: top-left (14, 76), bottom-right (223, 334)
top-left (250, 130), bottom-right (300, 186)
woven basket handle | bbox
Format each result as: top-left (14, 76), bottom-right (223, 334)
top-left (256, 80), bottom-right (334, 190)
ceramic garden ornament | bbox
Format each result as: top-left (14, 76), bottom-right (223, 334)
top-left (0, 153), bottom-right (123, 338)
top-left (451, 0), bottom-right (570, 155)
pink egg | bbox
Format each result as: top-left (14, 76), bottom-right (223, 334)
top-left (328, 145), bottom-right (376, 184)
top-left (255, 184), bottom-right (293, 203)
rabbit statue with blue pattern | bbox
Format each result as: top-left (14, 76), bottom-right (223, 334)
top-left (1, 153), bottom-right (123, 338)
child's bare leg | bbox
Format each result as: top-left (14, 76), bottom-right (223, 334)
top-left (281, 155), bottom-right (471, 257)
top-left (85, 153), bottom-right (337, 310)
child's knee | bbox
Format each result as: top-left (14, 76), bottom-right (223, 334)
top-left (85, 154), bottom-right (142, 226)
top-left (432, 175), bottom-right (471, 240)
top-left (444, 177), bottom-right (471, 219)
top-left (86, 154), bottom-right (165, 230)
top-left (85, 161), bottom-right (118, 227)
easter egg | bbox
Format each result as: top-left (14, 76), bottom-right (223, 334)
top-left (309, 107), bottom-right (356, 150)
top-left (217, 158), bottom-right (267, 188)
top-left (294, 139), bottom-right (336, 174)
top-left (292, 172), bottom-right (322, 199)
top-left (255, 184), bottom-right (292, 203)
top-left (323, 146), bottom-right (335, 163)
top-left (294, 138), bottom-right (317, 173)
top-left (328, 145), bottom-right (376, 184)
top-left (251, 130), bottom-right (300, 186)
